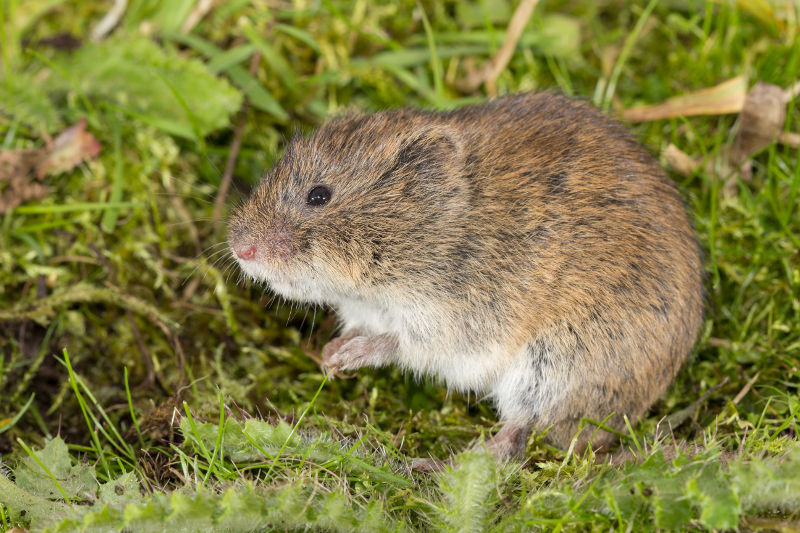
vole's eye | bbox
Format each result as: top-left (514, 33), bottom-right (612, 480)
top-left (306, 185), bottom-right (332, 206)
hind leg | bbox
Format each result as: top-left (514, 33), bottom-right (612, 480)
top-left (545, 416), bottom-right (620, 454)
top-left (484, 421), bottom-right (531, 458)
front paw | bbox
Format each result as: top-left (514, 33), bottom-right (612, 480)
top-left (322, 334), bottom-right (397, 375)
top-left (321, 336), bottom-right (352, 367)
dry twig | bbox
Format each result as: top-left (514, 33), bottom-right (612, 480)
top-left (213, 51), bottom-right (261, 223)
top-left (90, 0), bottom-right (128, 42)
top-left (455, 0), bottom-right (540, 96)
top-left (181, 0), bottom-right (216, 34)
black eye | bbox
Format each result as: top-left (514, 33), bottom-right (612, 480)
top-left (306, 185), bottom-right (331, 206)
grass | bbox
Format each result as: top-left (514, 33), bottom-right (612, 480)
top-left (1, 0), bottom-right (799, 531)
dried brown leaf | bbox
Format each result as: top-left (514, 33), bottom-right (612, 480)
top-left (623, 76), bottom-right (747, 122)
top-left (731, 81), bottom-right (787, 164)
top-left (663, 143), bottom-right (700, 177)
top-left (0, 119), bottom-right (101, 213)
top-left (34, 118), bottom-right (101, 179)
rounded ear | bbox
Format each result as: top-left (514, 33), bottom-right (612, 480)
top-left (395, 125), bottom-right (464, 183)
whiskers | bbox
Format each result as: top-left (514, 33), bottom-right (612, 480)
top-left (180, 241), bottom-right (238, 289)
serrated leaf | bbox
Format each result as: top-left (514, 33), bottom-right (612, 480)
top-left (653, 488), bottom-right (691, 530)
top-left (686, 476), bottom-right (741, 531)
top-left (51, 36), bottom-right (242, 139)
top-left (180, 417), bottom-right (304, 463)
top-left (0, 470), bottom-right (70, 529)
top-left (14, 437), bottom-right (97, 501)
top-left (0, 77), bottom-right (63, 132)
top-left (166, 491), bottom-right (216, 533)
top-left (163, 32), bottom-right (288, 121)
top-left (314, 491), bottom-right (355, 532)
top-left (80, 503), bottom-right (123, 531)
top-left (123, 496), bottom-right (170, 532)
top-left (217, 487), bottom-right (270, 531)
top-left (97, 471), bottom-right (141, 508)
top-left (437, 451), bottom-right (498, 533)
top-left (731, 447), bottom-right (800, 513)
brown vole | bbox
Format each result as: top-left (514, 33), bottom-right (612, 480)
top-left (228, 92), bottom-right (704, 457)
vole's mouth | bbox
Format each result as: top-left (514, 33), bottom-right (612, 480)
top-left (231, 249), bottom-right (328, 303)
top-left (233, 252), bottom-right (292, 286)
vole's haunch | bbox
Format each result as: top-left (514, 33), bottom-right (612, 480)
top-left (228, 92), bottom-right (704, 456)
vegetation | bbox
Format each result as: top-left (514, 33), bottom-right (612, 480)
top-left (0, 1), bottom-right (798, 531)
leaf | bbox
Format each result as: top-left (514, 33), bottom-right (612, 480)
top-left (217, 487), bottom-right (270, 531)
top-left (437, 451), bottom-right (498, 533)
top-left (686, 475), bottom-right (741, 531)
top-left (179, 417), bottom-right (302, 463)
top-left (163, 32), bottom-right (288, 121)
top-left (51, 36), bottom-right (243, 139)
top-left (274, 24), bottom-right (322, 54)
top-left (14, 437), bottom-right (97, 501)
top-left (731, 81), bottom-right (787, 164)
top-left (0, 118), bottom-right (102, 213)
top-left (205, 43), bottom-right (258, 74)
top-left (0, 75), bottom-right (63, 132)
top-left (0, 469), bottom-right (70, 529)
top-left (623, 76), bottom-right (747, 122)
top-left (166, 491), bottom-right (216, 532)
top-left (34, 117), bottom-right (101, 179)
top-left (97, 472), bottom-right (141, 508)
top-left (241, 22), bottom-right (297, 90)
top-left (456, 0), bottom-right (512, 28)
top-left (652, 477), bottom-right (691, 530)
top-left (731, 447), bottom-right (800, 513)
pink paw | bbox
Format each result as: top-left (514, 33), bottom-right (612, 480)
top-left (321, 334), bottom-right (397, 375)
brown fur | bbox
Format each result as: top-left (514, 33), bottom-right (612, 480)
top-left (228, 92), bottom-right (705, 455)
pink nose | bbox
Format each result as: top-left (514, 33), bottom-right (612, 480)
top-left (235, 246), bottom-right (257, 260)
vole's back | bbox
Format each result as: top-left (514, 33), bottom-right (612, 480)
top-left (435, 93), bottom-right (704, 447)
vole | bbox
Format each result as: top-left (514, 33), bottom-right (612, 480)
top-left (228, 92), bottom-right (704, 457)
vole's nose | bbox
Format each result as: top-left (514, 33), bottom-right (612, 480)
top-left (235, 245), bottom-right (257, 261)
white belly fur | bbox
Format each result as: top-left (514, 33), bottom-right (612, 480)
top-left (333, 297), bottom-right (523, 395)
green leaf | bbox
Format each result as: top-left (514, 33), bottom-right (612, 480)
top-left (274, 23), bottom-right (322, 53)
top-left (731, 447), bottom-right (800, 513)
top-left (14, 437), bottom-right (97, 501)
top-left (97, 472), bottom-right (141, 508)
top-left (437, 451), bottom-right (498, 533)
top-left (50, 36), bottom-right (243, 139)
top-left (241, 22), bottom-right (296, 90)
top-left (0, 470), bottom-right (69, 529)
top-left (686, 475), bottom-right (741, 531)
top-left (166, 491), bottom-right (216, 532)
top-left (206, 43), bottom-right (257, 75)
top-left (0, 75), bottom-right (63, 132)
top-left (163, 32), bottom-right (288, 121)
top-left (652, 482), bottom-right (691, 530)
top-left (456, 0), bottom-right (511, 28)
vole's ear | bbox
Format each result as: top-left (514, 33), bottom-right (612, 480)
top-left (396, 126), bottom-right (464, 181)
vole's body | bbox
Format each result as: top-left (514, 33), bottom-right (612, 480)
top-left (229, 93), bottom-right (704, 455)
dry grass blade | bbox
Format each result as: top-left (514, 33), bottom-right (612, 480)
top-left (181, 0), bottom-right (216, 34)
top-left (90, 0), bottom-right (128, 42)
top-left (622, 75), bottom-right (747, 122)
top-left (455, 0), bottom-right (540, 95)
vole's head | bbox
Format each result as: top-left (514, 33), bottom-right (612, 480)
top-left (228, 110), bottom-right (468, 303)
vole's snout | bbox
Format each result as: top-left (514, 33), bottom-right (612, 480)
top-left (230, 227), bottom-right (294, 267)
top-left (235, 245), bottom-right (257, 261)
